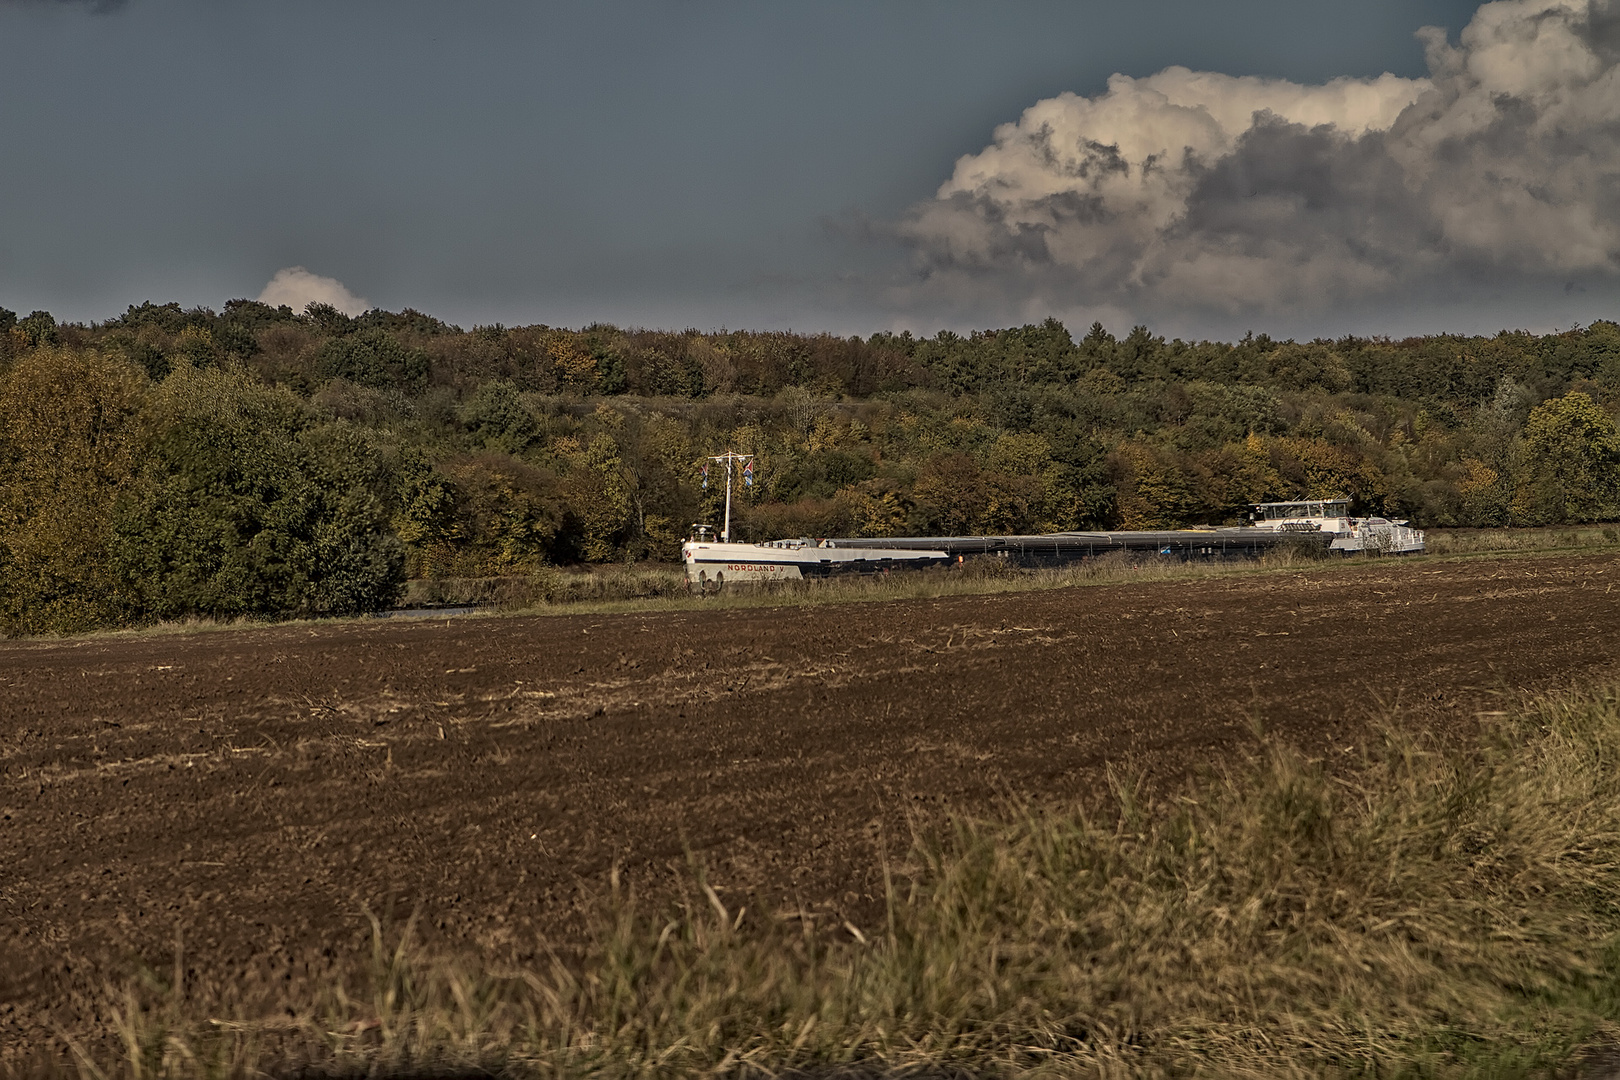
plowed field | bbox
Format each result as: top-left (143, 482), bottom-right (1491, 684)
top-left (4, 553), bottom-right (1620, 1056)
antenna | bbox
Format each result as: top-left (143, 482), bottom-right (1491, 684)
top-left (706, 451), bottom-right (754, 543)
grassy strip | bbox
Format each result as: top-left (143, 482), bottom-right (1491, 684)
top-left (499, 549), bottom-right (1334, 618)
top-left (56, 685), bottom-right (1620, 1079)
top-left (1424, 524), bottom-right (1620, 556)
top-left (426, 524), bottom-right (1620, 620)
top-left (27, 526), bottom-right (1620, 643)
top-left (30, 549), bottom-right (1329, 642)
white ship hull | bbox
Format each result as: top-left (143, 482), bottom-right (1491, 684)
top-left (682, 537), bottom-right (949, 590)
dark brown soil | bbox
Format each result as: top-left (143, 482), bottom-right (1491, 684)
top-left (3, 553), bottom-right (1619, 1058)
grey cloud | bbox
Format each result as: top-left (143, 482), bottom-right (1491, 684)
top-left (0, 0), bottom-right (129, 11)
top-left (893, 0), bottom-right (1620, 323)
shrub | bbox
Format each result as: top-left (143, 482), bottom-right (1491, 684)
top-left (109, 365), bottom-right (403, 620)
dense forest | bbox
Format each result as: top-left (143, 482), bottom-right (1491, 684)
top-left (3, 298), bottom-right (1619, 634)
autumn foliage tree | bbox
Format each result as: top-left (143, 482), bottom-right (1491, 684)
top-left (0, 348), bottom-right (148, 634)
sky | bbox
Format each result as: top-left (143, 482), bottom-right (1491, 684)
top-left (1, 0), bottom-right (1615, 340)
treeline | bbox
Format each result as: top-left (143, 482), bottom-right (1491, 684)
top-left (3, 300), bottom-right (1619, 633)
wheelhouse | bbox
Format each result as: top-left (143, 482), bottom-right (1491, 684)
top-left (1251, 499), bottom-right (1350, 522)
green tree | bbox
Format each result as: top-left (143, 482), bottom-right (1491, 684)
top-left (294, 422), bottom-right (408, 613)
top-left (912, 455), bottom-right (988, 534)
top-left (1513, 391), bottom-right (1620, 524)
top-left (427, 454), bottom-right (567, 574)
top-left (14, 310), bottom-right (58, 349)
top-left (110, 365), bottom-right (403, 619)
top-left (317, 329), bottom-right (428, 391)
top-left (458, 380), bottom-right (537, 452)
top-left (304, 301), bottom-right (355, 336)
top-left (560, 433), bottom-right (634, 561)
top-left (1110, 441), bottom-right (1196, 528)
top-left (394, 451), bottom-right (462, 573)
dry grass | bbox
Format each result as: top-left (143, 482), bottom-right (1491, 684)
top-left (425, 525), bottom-right (1620, 622)
top-left (1424, 525), bottom-right (1620, 556)
top-left (450, 546), bottom-right (1334, 622)
top-left (400, 565), bottom-right (690, 610)
top-left (40, 684), bottom-right (1620, 1079)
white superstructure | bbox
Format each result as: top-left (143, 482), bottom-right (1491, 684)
top-left (1250, 499), bottom-right (1425, 554)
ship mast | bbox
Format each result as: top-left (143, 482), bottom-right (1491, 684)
top-left (708, 451), bottom-right (753, 542)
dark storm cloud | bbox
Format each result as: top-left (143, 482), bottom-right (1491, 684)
top-left (895, 0), bottom-right (1620, 323)
top-left (1152, 117), bottom-right (1443, 302)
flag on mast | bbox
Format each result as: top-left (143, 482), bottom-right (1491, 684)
top-left (700, 463), bottom-right (709, 489)
top-left (743, 459), bottom-right (754, 487)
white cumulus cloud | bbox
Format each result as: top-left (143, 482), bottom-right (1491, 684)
top-left (895, 0), bottom-right (1620, 322)
top-left (256, 266), bottom-right (370, 317)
